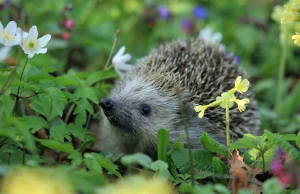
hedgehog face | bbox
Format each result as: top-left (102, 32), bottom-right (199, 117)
top-left (100, 77), bottom-right (181, 136)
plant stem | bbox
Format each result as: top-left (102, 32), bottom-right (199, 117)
top-left (275, 25), bottom-right (287, 113)
top-left (225, 104), bottom-right (230, 146)
top-left (261, 150), bottom-right (265, 179)
top-left (104, 29), bottom-right (120, 70)
top-left (0, 47), bottom-right (22, 97)
top-left (12, 58), bottom-right (29, 114)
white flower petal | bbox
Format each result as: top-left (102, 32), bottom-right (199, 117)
top-left (38, 34), bottom-right (51, 47)
top-left (16, 28), bottom-right (29, 38)
top-left (116, 46), bottom-right (125, 57)
top-left (0, 46), bottom-right (11, 61)
top-left (28, 53), bottom-right (34, 58)
top-left (0, 21), bottom-right (3, 31)
top-left (4, 21), bottom-right (17, 34)
top-left (199, 27), bottom-right (212, 40)
top-left (212, 32), bottom-right (222, 43)
top-left (118, 53), bottom-right (131, 63)
top-left (37, 48), bottom-right (47, 54)
top-left (28, 26), bottom-right (38, 39)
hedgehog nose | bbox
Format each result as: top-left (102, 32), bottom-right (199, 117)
top-left (100, 98), bottom-right (114, 110)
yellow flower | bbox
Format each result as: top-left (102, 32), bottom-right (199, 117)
top-left (96, 175), bottom-right (173, 194)
top-left (281, 0), bottom-right (300, 24)
top-left (216, 92), bottom-right (236, 109)
top-left (234, 76), bottom-right (250, 94)
top-left (292, 32), bottom-right (300, 46)
top-left (235, 98), bottom-right (250, 112)
top-left (1, 168), bottom-right (74, 194)
top-left (194, 105), bottom-right (209, 118)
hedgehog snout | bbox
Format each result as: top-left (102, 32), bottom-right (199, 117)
top-left (100, 98), bottom-right (114, 110)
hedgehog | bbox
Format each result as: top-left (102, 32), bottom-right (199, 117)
top-left (98, 38), bottom-right (260, 158)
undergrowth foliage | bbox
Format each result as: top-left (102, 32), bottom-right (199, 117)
top-left (0, 1), bottom-right (300, 194)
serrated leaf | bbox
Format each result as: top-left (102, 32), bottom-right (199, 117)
top-left (22, 116), bottom-right (48, 133)
top-left (121, 153), bottom-right (153, 169)
top-left (30, 87), bottom-right (67, 121)
top-left (229, 134), bottom-right (259, 150)
top-left (84, 153), bottom-right (121, 178)
top-left (265, 130), bottom-right (300, 162)
top-left (244, 147), bottom-right (275, 171)
top-left (36, 139), bottom-right (74, 154)
top-left (200, 132), bottom-right (228, 157)
top-left (74, 87), bottom-right (98, 104)
top-left (50, 126), bottom-right (71, 142)
top-left (157, 128), bottom-right (169, 162)
top-left (69, 151), bottom-right (83, 166)
top-left (171, 149), bottom-right (214, 174)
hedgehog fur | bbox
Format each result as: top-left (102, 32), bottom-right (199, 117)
top-left (98, 38), bottom-right (260, 158)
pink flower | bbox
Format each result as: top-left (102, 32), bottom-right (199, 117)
top-left (62, 32), bottom-right (71, 41)
top-left (279, 172), bottom-right (292, 187)
top-left (64, 19), bottom-right (75, 30)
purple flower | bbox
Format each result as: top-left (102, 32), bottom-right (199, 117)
top-left (233, 54), bottom-right (241, 64)
top-left (193, 5), bottom-right (207, 20)
top-left (181, 18), bottom-right (194, 32)
top-left (157, 5), bottom-right (170, 20)
top-left (270, 160), bottom-right (284, 175)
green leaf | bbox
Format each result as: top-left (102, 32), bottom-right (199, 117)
top-left (200, 132), bottom-right (228, 157)
top-left (212, 157), bottom-right (227, 174)
top-left (84, 153), bottom-right (121, 178)
top-left (157, 128), bottom-right (169, 162)
top-left (277, 82), bottom-right (300, 118)
top-left (262, 178), bottom-right (285, 194)
top-left (150, 160), bottom-right (173, 180)
top-left (22, 116), bottom-right (48, 133)
top-left (297, 132), bottom-right (300, 148)
top-left (86, 70), bottom-right (118, 86)
top-left (171, 149), bottom-right (214, 174)
top-left (67, 124), bottom-right (95, 142)
top-left (229, 134), bottom-right (259, 150)
top-left (0, 91), bottom-right (14, 117)
top-left (150, 160), bottom-right (168, 171)
top-left (36, 139), bottom-right (74, 154)
top-left (244, 147), bottom-right (275, 171)
top-left (121, 153), bottom-right (153, 169)
top-left (74, 87), bottom-right (98, 104)
top-left (50, 126), bottom-right (72, 142)
top-left (30, 87), bottom-right (67, 121)
top-left (68, 151), bottom-right (83, 166)
top-left (265, 130), bottom-right (300, 162)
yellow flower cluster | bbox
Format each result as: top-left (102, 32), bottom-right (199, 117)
top-left (281, 0), bottom-right (300, 24)
top-left (194, 76), bottom-right (250, 118)
top-left (1, 168), bottom-right (74, 194)
top-left (97, 175), bottom-right (173, 194)
top-left (278, 0), bottom-right (300, 46)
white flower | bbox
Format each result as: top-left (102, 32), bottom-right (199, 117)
top-left (0, 21), bottom-right (22, 46)
top-left (112, 46), bottom-right (134, 77)
top-left (199, 27), bottom-right (223, 44)
top-left (0, 46), bottom-right (11, 62)
top-left (21, 26), bottom-right (51, 58)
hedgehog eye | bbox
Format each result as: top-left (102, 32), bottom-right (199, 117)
top-left (141, 106), bottom-right (151, 116)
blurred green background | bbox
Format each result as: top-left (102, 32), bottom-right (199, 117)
top-left (0, 0), bottom-right (299, 133)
